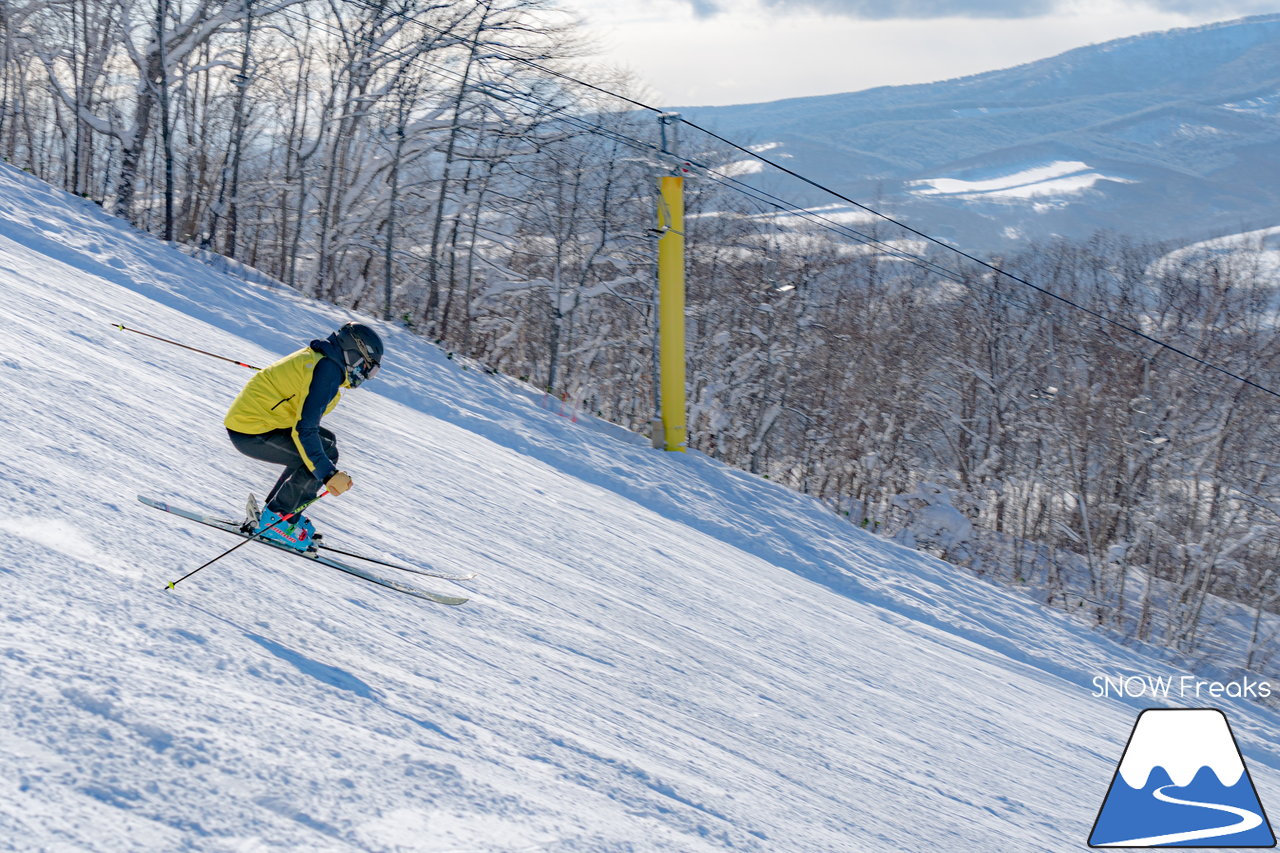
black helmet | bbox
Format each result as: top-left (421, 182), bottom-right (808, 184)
top-left (331, 322), bottom-right (384, 387)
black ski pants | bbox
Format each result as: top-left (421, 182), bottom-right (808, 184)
top-left (227, 427), bottom-right (337, 515)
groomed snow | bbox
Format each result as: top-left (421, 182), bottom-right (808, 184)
top-left (1154, 225), bottom-right (1280, 284)
top-left (908, 161), bottom-right (1135, 201)
top-left (1, 162), bottom-right (1278, 851)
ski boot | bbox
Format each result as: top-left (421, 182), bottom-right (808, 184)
top-left (252, 505), bottom-right (318, 552)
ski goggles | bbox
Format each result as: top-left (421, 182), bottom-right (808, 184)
top-left (347, 337), bottom-right (381, 388)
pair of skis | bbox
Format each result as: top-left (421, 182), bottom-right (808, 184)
top-left (139, 495), bottom-right (471, 606)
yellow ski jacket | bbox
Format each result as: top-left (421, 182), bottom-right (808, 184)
top-left (224, 347), bottom-right (343, 476)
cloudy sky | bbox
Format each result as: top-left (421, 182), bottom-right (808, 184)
top-left (569, 0), bottom-right (1279, 106)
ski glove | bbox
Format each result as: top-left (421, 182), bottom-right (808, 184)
top-left (326, 471), bottom-right (353, 495)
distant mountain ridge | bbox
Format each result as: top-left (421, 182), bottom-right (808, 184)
top-left (678, 15), bottom-right (1280, 249)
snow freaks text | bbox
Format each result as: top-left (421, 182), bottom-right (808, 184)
top-left (1092, 674), bottom-right (1274, 701)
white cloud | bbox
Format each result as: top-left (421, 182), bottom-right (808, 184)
top-left (570, 0), bottom-right (1271, 105)
top-left (681, 0), bottom-right (1278, 19)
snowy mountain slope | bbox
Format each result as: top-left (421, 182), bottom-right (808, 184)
top-left (1155, 224), bottom-right (1280, 279)
top-left (1, 162), bottom-right (1278, 851)
top-left (679, 15), bottom-right (1280, 249)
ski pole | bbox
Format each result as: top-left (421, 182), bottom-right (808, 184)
top-left (164, 492), bottom-right (328, 591)
top-left (112, 323), bottom-right (262, 371)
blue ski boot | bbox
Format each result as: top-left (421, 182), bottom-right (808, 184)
top-left (253, 505), bottom-right (317, 552)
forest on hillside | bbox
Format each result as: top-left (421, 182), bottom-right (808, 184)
top-left (5, 0), bottom-right (1279, 676)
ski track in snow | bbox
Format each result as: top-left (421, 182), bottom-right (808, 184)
top-left (0, 161), bottom-right (1278, 851)
top-left (0, 516), bottom-right (130, 578)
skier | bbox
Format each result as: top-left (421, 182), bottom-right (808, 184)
top-left (224, 322), bottom-right (384, 550)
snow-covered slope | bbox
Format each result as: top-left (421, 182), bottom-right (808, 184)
top-left (2, 162), bottom-right (1278, 851)
top-left (680, 15), bottom-right (1280, 249)
top-left (1154, 224), bottom-right (1280, 280)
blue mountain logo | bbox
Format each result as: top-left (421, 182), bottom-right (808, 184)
top-left (1090, 708), bottom-right (1275, 847)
